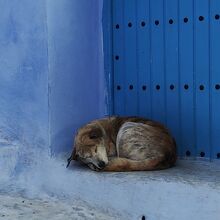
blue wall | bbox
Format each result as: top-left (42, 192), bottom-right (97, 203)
top-left (0, 0), bottom-right (49, 149)
top-left (0, 0), bottom-right (105, 154)
top-left (47, 0), bottom-right (106, 154)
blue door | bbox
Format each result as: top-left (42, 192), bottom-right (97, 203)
top-left (106, 0), bottom-right (220, 160)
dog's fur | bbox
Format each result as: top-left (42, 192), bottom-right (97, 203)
top-left (67, 116), bottom-right (177, 172)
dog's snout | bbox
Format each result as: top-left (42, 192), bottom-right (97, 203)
top-left (98, 161), bottom-right (106, 168)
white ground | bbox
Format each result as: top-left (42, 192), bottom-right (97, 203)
top-left (0, 194), bottom-right (118, 220)
top-left (1, 134), bottom-right (220, 220)
top-left (0, 135), bottom-right (123, 220)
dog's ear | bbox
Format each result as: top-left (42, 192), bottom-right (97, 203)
top-left (71, 147), bottom-right (77, 160)
top-left (66, 147), bottom-right (77, 168)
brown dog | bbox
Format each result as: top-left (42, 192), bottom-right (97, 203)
top-left (67, 116), bottom-right (177, 171)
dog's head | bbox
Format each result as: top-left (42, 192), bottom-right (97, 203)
top-left (68, 121), bottom-right (109, 171)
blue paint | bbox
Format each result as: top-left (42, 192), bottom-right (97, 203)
top-left (0, 0), bottom-right (49, 148)
top-left (103, 0), bottom-right (114, 116)
top-left (1, 0), bottom-right (220, 160)
top-left (110, 0), bottom-right (220, 160)
top-left (124, 0), bottom-right (138, 116)
top-left (137, 0), bottom-right (151, 118)
top-left (150, 0), bottom-right (166, 123)
top-left (0, 0), bottom-right (106, 155)
top-left (210, 0), bottom-right (220, 159)
top-left (112, 0), bottom-right (125, 115)
top-left (179, 0), bottom-right (195, 158)
top-left (164, 0), bottom-right (180, 154)
top-left (47, 0), bottom-right (105, 154)
top-left (194, 0), bottom-right (210, 158)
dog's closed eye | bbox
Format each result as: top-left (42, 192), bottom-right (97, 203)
top-left (89, 133), bottom-right (99, 139)
top-left (89, 128), bottom-right (102, 139)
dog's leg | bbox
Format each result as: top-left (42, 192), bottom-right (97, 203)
top-left (103, 157), bottom-right (171, 172)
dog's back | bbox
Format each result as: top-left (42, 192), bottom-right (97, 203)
top-left (116, 121), bottom-right (176, 168)
top-left (104, 116), bottom-right (177, 171)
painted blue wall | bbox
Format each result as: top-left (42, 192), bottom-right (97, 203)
top-left (47, 0), bottom-right (106, 154)
top-left (0, 0), bottom-right (49, 149)
top-left (0, 0), bottom-right (105, 154)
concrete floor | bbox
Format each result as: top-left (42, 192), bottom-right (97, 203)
top-left (66, 159), bottom-right (220, 220)
top-left (0, 194), bottom-right (119, 220)
top-left (1, 142), bottom-right (220, 220)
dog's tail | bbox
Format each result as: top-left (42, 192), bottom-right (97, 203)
top-left (66, 147), bottom-right (77, 168)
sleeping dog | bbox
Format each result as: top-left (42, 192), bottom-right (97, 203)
top-left (67, 116), bottom-right (177, 171)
